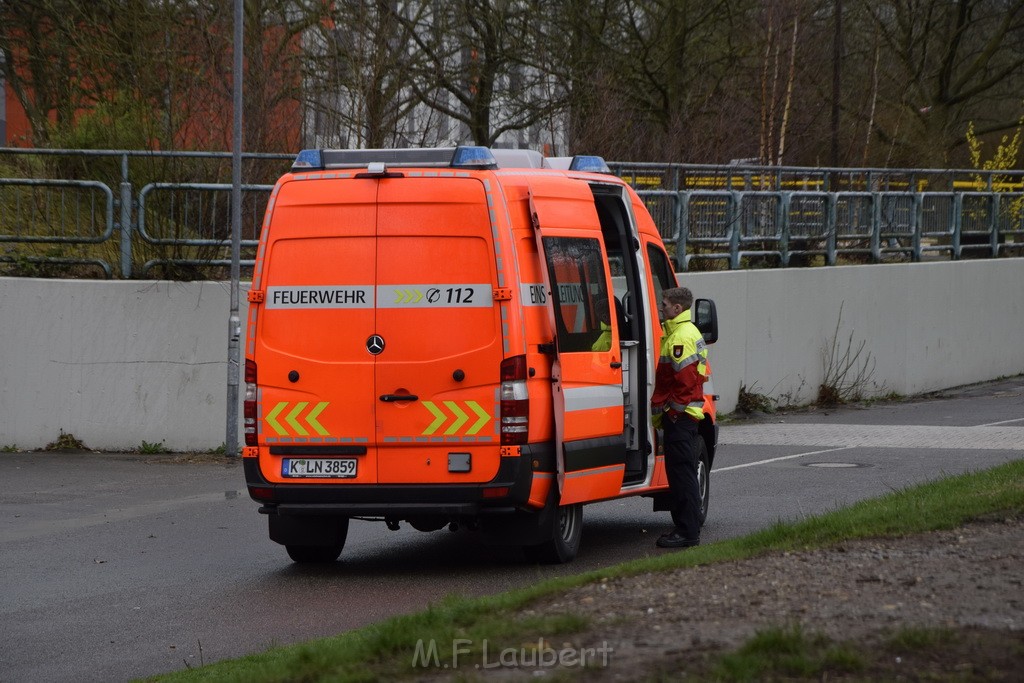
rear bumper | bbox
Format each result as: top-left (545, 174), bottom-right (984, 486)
top-left (244, 446), bottom-right (547, 518)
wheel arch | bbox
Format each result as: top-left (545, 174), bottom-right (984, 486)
top-left (699, 414), bottom-right (718, 468)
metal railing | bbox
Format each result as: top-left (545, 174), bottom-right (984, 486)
top-left (641, 188), bottom-right (1023, 269)
top-left (2, 148), bottom-right (1022, 277)
top-left (135, 182), bottom-right (273, 276)
top-left (608, 161), bottom-right (1024, 194)
top-left (0, 177), bottom-right (116, 277)
top-left (1, 148), bottom-right (290, 278)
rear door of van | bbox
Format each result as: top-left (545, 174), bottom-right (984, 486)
top-left (254, 174), bottom-right (503, 486)
top-left (373, 176), bottom-right (503, 484)
top-left (528, 179), bottom-right (627, 504)
top-left (257, 177), bottom-right (378, 483)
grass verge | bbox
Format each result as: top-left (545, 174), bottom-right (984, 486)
top-left (699, 623), bottom-right (1022, 682)
top-left (142, 459), bottom-right (1024, 683)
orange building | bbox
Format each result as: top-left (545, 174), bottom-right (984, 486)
top-left (2, 85), bottom-right (33, 147)
top-left (0, 21), bottom-right (302, 152)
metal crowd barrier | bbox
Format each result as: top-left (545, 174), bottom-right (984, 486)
top-left (640, 189), bottom-right (1024, 270)
top-left (0, 148), bottom-right (290, 278)
top-left (0, 178), bottom-right (116, 278)
top-left (2, 147), bottom-right (1022, 277)
top-left (135, 182), bottom-right (273, 276)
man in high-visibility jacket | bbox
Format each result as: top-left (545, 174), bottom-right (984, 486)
top-left (651, 286), bottom-right (708, 548)
top-left (590, 298), bottom-right (613, 352)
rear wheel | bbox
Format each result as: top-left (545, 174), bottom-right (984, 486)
top-left (271, 516), bottom-right (350, 564)
top-left (696, 438), bottom-right (711, 526)
top-left (286, 542), bottom-right (344, 563)
top-left (523, 502), bottom-right (583, 564)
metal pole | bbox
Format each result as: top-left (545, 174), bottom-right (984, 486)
top-left (119, 154), bottom-right (132, 278)
top-left (831, 0), bottom-right (843, 167)
top-left (226, 0), bottom-right (244, 457)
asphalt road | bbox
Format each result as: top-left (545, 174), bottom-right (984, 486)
top-left (2, 377), bottom-right (1022, 682)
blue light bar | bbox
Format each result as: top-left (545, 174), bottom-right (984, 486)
top-left (292, 149), bottom-right (323, 170)
top-left (568, 155), bottom-right (611, 173)
top-left (451, 146), bottom-right (498, 169)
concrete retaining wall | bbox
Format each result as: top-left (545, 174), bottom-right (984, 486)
top-left (2, 259), bottom-right (1022, 451)
top-left (683, 260), bottom-right (1024, 412)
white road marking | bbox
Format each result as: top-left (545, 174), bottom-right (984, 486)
top-left (718, 423), bottom-right (1024, 451)
top-left (713, 446), bottom-right (854, 473)
top-left (980, 417), bottom-right (1024, 427)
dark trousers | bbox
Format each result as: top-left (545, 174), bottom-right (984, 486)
top-left (663, 415), bottom-right (701, 540)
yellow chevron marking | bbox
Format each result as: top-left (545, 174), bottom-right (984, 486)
top-left (285, 402), bottom-right (309, 436)
top-left (393, 288), bottom-right (425, 304)
top-left (419, 400), bottom-right (491, 436)
top-left (305, 402), bottom-right (330, 436)
top-left (422, 401), bottom-right (446, 435)
top-left (265, 402), bottom-right (288, 436)
top-left (465, 401), bottom-right (491, 435)
top-left (443, 401), bottom-right (468, 435)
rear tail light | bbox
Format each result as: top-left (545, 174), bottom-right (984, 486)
top-left (244, 359), bottom-right (258, 446)
top-left (248, 486), bottom-right (273, 501)
top-left (482, 486), bottom-right (510, 498)
top-left (499, 355), bottom-right (529, 445)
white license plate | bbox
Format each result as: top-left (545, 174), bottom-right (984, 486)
top-left (282, 458), bottom-right (357, 478)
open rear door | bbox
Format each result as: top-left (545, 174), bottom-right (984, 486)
top-left (529, 181), bottom-right (626, 505)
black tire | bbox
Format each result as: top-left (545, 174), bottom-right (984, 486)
top-left (286, 543), bottom-right (344, 563)
top-left (283, 517), bottom-right (349, 563)
top-left (697, 437), bottom-right (711, 526)
top-left (523, 501), bottom-right (583, 564)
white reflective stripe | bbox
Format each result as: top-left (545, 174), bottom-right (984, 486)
top-left (667, 400), bottom-right (704, 413)
top-left (671, 351), bottom-right (703, 370)
top-left (376, 284), bottom-right (492, 308)
top-left (564, 384), bottom-right (623, 412)
top-left (266, 286), bottom-right (374, 309)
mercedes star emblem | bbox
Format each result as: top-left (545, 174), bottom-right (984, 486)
top-left (366, 334), bottom-right (385, 355)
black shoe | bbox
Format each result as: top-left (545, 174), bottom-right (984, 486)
top-left (656, 531), bottom-right (700, 548)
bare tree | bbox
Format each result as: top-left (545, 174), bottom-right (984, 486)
top-left (0, 0), bottom-right (83, 145)
top-left (389, 0), bottom-right (566, 147)
top-left (857, 0), bottom-right (1024, 166)
top-left (1, 0), bottom-right (318, 153)
top-left (303, 0), bottom-right (428, 148)
top-left (5, 0), bottom-right (1024, 170)
top-left (188, 0), bottom-right (320, 153)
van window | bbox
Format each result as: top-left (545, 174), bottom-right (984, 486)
top-left (647, 244), bottom-right (677, 304)
top-left (542, 236), bottom-right (612, 353)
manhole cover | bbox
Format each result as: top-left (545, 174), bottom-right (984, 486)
top-left (805, 462), bottom-right (867, 468)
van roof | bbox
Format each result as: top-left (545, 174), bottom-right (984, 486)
top-left (291, 146), bottom-right (612, 174)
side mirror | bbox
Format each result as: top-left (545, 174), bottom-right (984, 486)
top-left (693, 298), bottom-right (718, 344)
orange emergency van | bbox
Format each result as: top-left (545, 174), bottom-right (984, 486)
top-left (243, 146), bottom-right (719, 564)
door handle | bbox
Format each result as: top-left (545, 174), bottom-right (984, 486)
top-left (610, 361), bottom-right (622, 369)
top-left (380, 394), bottom-right (418, 402)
